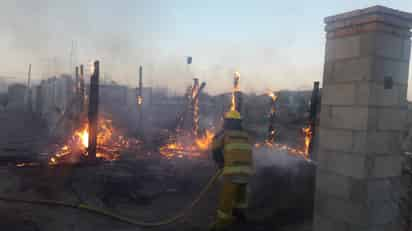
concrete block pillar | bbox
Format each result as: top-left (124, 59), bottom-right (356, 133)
top-left (314, 6), bottom-right (412, 231)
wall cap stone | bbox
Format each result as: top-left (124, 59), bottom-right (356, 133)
top-left (325, 5), bottom-right (412, 32)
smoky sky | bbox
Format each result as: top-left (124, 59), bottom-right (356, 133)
top-left (0, 0), bottom-right (410, 97)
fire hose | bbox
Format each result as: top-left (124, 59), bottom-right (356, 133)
top-left (0, 169), bottom-right (222, 227)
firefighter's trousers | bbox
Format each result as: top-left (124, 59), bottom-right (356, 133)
top-left (212, 176), bottom-right (248, 230)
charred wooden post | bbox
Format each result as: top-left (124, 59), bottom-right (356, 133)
top-left (88, 61), bottom-right (99, 160)
top-left (75, 66), bottom-right (79, 96)
top-left (308, 81), bottom-right (320, 157)
top-left (79, 65), bottom-right (85, 113)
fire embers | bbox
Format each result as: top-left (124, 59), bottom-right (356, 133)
top-left (257, 91), bottom-right (311, 160)
top-left (49, 117), bottom-right (141, 165)
top-left (159, 129), bottom-right (214, 159)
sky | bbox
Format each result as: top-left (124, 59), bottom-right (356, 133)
top-left (0, 0), bottom-right (411, 96)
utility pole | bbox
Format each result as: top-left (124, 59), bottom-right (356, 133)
top-left (88, 61), bottom-right (99, 161)
top-left (79, 64), bottom-right (85, 113)
top-left (137, 65), bottom-right (143, 132)
top-left (26, 64), bottom-right (32, 112)
top-left (75, 66), bottom-right (80, 116)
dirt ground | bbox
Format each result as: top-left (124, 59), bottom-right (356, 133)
top-left (0, 147), bottom-right (315, 231)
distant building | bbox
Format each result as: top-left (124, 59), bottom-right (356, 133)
top-left (7, 83), bottom-right (27, 111)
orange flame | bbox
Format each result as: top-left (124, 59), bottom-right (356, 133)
top-left (267, 92), bottom-right (278, 101)
top-left (302, 126), bottom-right (312, 158)
top-left (195, 130), bottom-right (214, 151)
top-left (159, 129), bottom-right (214, 159)
top-left (48, 117), bottom-right (140, 165)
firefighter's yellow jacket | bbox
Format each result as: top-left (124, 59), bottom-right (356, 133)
top-left (211, 129), bottom-right (254, 177)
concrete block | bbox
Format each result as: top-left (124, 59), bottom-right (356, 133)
top-left (367, 178), bottom-right (401, 203)
top-left (373, 58), bottom-right (410, 85)
top-left (366, 131), bottom-right (402, 155)
top-left (402, 38), bottom-right (411, 61)
top-left (316, 168), bottom-right (352, 198)
top-left (369, 155), bottom-right (402, 178)
top-left (360, 32), bottom-right (377, 57)
top-left (320, 106), bottom-right (369, 130)
top-left (318, 151), bottom-right (366, 179)
top-left (315, 194), bottom-right (366, 225)
top-left (375, 33), bottom-right (403, 59)
top-left (368, 200), bottom-right (400, 225)
top-left (326, 35), bottom-right (361, 61)
top-left (319, 128), bottom-right (353, 152)
top-left (323, 61), bottom-right (335, 83)
top-left (313, 215), bottom-right (348, 231)
top-left (357, 82), bottom-right (408, 107)
top-left (332, 57), bottom-right (372, 82)
top-left (321, 83), bottom-right (356, 105)
top-left (375, 108), bottom-right (407, 131)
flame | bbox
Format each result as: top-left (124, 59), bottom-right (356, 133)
top-left (159, 129), bottom-right (214, 159)
top-left (302, 126), bottom-right (312, 158)
top-left (267, 91), bottom-right (278, 101)
top-left (254, 141), bottom-right (307, 159)
top-left (16, 162), bottom-right (40, 167)
top-left (195, 130), bottom-right (214, 151)
top-left (255, 126), bottom-right (312, 160)
top-left (75, 126), bottom-right (89, 147)
top-left (137, 96), bottom-right (143, 105)
top-left (48, 116), bottom-right (141, 165)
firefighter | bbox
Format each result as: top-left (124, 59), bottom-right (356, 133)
top-left (210, 110), bottom-right (254, 231)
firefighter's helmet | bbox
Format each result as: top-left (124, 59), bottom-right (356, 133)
top-left (224, 110), bottom-right (241, 120)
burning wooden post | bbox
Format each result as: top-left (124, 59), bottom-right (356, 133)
top-left (175, 80), bottom-right (206, 134)
top-left (267, 92), bottom-right (278, 143)
top-left (231, 72), bottom-right (242, 112)
top-left (192, 78), bottom-right (200, 136)
top-left (87, 61), bottom-right (99, 160)
top-left (79, 64), bottom-right (85, 113)
top-left (137, 65), bottom-right (143, 131)
top-left (193, 80), bottom-right (206, 137)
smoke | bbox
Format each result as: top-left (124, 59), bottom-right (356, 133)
top-left (0, 0), bottom-right (174, 80)
top-left (0, 0), bottom-right (323, 95)
top-left (253, 147), bottom-right (307, 174)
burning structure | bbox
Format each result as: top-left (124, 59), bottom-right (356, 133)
top-left (0, 5), bottom-right (410, 231)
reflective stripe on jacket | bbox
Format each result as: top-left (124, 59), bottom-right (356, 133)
top-left (222, 130), bottom-right (254, 176)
